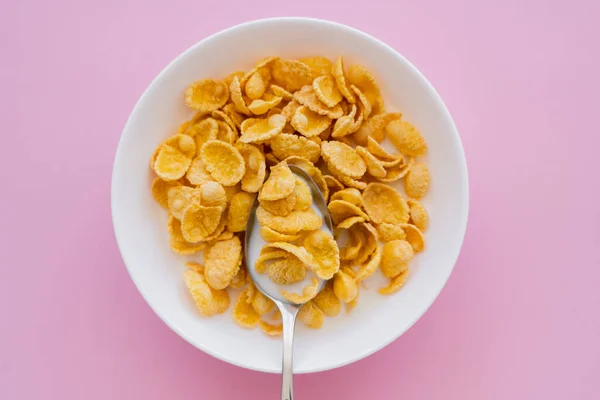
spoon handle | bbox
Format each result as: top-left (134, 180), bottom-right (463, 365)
top-left (280, 303), bottom-right (299, 400)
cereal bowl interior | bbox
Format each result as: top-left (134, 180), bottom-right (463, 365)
top-left (112, 17), bottom-right (468, 373)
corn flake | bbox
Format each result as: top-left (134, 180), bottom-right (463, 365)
top-left (378, 159), bottom-right (412, 182)
top-left (354, 112), bottom-right (402, 146)
top-left (167, 186), bottom-right (202, 220)
top-left (152, 177), bottom-right (181, 209)
top-left (271, 133), bottom-right (321, 165)
top-left (272, 59), bottom-right (313, 92)
top-left (227, 191), bottom-right (256, 232)
top-left (258, 161), bottom-right (296, 201)
top-left (356, 243), bottom-right (382, 281)
top-left (408, 199), bottom-right (429, 231)
top-left (292, 176), bottom-right (312, 211)
top-left (270, 84), bottom-right (294, 100)
top-left (298, 300), bottom-right (325, 329)
top-left (355, 222), bottom-right (378, 265)
top-left (328, 200), bottom-right (369, 226)
top-left (260, 191), bottom-right (297, 216)
top-left (293, 85), bottom-right (344, 119)
top-left (291, 106), bottom-right (332, 137)
top-left (200, 140), bottom-right (246, 186)
top-left (399, 223), bottom-right (425, 252)
top-left (184, 269), bottom-right (230, 316)
top-left (330, 188), bottom-right (363, 208)
top-left (299, 56), bottom-right (333, 77)
top-left (251, 290), bottom-right (275, 315)
top-left (381, 240), bottom-right (413, 278)
top-left (386, 119), bottom-right (427, 157)
top-left (333, 270), bottom-right (358, 303)
top-left (332, 56), bottom-right (355, 103)
top-left (263, 242), bottom-right (319, 271)
top-left (347, 64), bottom-right (384, 115)
top-left (239, 114), bottom-right (286, 144)
top-left (312, 281), bottom-right (341, 316)
top-left (313, 75), bottom-right (343, 107)
top-left (379, 269), bottom-right (409, 295)
top-left (266, 254), bottom-right (307, 285)
top-left (281, 277), bottom-right (320, 304)
top-left (233, 288), bottom-right (260, 328)
top-left (303, 230), bottom-right (340, 280)
top-left (376, 223), bottom-right (407, 242)
top-left (222, 103), bottom-right (245, 129)
top-left (284, 156), bottom-right (329, 201)
top-left (168, 215), bottom-right (205, 254)
top-left (362, 183), bottom-right (409, 224)
top-left (235, 142), bottom-right (267, 193)
top-left (229, 76), bottom-right (252, 115)
top-left (259, 320), bottom-right (283, 336)
top-left (260, 226), bottom-right (301, 243)
top-left (199, 181), bottom-right (227, 207)
top-left (257, 206), bottom-right (322, 234)
top-left (340, 225), bottom-right (363, 261)
top-left (185, 156), bottom-right (214, 186)
top-left (204, 236), bottom-right (242, 290)
top-left (185, 79), bottom-right (229, 112)
top-left (404, 162), bottom-right (430, 199)
top-left (181, 203), bottom-right (224, 243)
top-left (245, 67), bottom-right (271, 100)
top-left (331, 104), bottom-right (357, 138)
top-left (321, 141), bottom-right (366, 178)
top-left (248, 93), bottom-right (283, 115)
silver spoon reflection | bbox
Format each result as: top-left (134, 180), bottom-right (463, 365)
top-left (245, 164), bottom-right (333, 400)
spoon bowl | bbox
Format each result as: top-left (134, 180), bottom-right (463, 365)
top-left (244, 164), bottom-right (334, 400)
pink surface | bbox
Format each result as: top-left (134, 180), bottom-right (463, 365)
top-left (1, 1), bottom-right (599, 399)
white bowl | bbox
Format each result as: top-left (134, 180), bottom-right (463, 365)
top-left (112, 17), bottom-right (469, 374)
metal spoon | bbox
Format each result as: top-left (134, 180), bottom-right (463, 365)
top-left (245, 165), bottom-right (334, 400)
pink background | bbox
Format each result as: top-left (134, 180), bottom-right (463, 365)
top-left (1, 0), bottom-right (599, 399)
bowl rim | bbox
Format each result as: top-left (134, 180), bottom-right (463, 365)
top-left (111, 16), bottom-right (469, 374)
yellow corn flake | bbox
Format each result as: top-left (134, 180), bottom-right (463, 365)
top-left (259, 320), bottom-right (283, 336)
top-left (331, 104), bottom-right (357, 138)
top-left (233, 288), bottom-right (260, 328)
top-left (292, 177), bottom-right (312, 211)
top-left (293, 85), bottom-right (344, 119)
top-left (255, 248), bottom-right (289, 274)
top-left (248, 93), bottom-right (283, 115)
top-left (235, 143), bottom-right (266, 193)
top-left (272, 59), bottom-right (313, 92)
top-left (167, 186), bottom-right (202, 220)
top-left (312, 281), bottom-right (341, 317)
top-left (184, 156), bottom-right (212, 186)
top-left (366, 136), bottom-right (404, 165)
top-left (260, 226), bottom-right (301, 243)
top-left (199, 181), bottom-right (227, 207)
top-left (353, 112), bottom-right (402, 146)
top-left (347, 64), bottom-right (384, 115)
top-left (340, 225), bottom-right (363, 261)
top-left (221, 103), bottom-right (245, 129)
top-left (355, 222), bottom-right (379, 265)
top-left (298, 300), bottom-right (325, 329)
top-left (211, 110), bottom-right (238, 134)
top-left (181, 203), bottom-right (224, 243)
top-left (215, 120), bottom-right (237, 144)
top-left (337, 215), bottom-right (366, 230)
top-left (349, 85), bottom-right (372, 133)
top-left (229, 262), bottom-right (247, 289)
top-left (239, 114), bottom-right (286, 144)
top-left (378, 159), bottom-right (412, 182)
top-left (281, 99), bottom-right (301, 121)
top-left (200, 140), bottom-right (246, 186)
top-left (321, 141), bottom-right (366, 179)
top-left (266, 254), bottom-right (307, 285)
top-left (184, 269), bottom-right (230, 316)
top-left (258, 160), bottom-right (296, 201)
top-left (362, 183), bottom-right (409, 225)
top-left (271, 133), bottom-right (321, 165)
top-left (153, 135), bottom-right (196, 181)
top-left (332, 56), bottom-right (355, 103)
top-left (299, 56), bottom-right (333, 77)
top-left (404, 162), bottom-right (430, 199)
top-left (185, 79), bottom-right (229, 112)
top-left (323, 174), bottom-right (344, 197)
top-left (379, 269), bottom-right (409, 295)
top-left (245, 67), bottom-right (272, 100)
top-left (303, 230), bottom-right (340, 280)
top-left (333, 270), bottom-right (358, 303)
top-left (381, 239), bottom-right (413, 278)
top-left (291, 106), bottom-right (332, 138)
top-left (263, 242), bottom-right (319, 270)
top-left (186, 261), bottom-right (204, 274)
top-left (260, 190), bottom-right (297, 217)
top-left (151, 177), bottom-right (181, 209)
top-left (168, 215), bottom-right (205, 254)
top-left (240, 56), bottom-right (279, 87)
top-left (281, 277), bottom-right (320, 304)
top-left (386, 119), bottom-right (427, 157)
top-left (227, 191), bottom-right (256, 232)
top-left (399, 223), bottom-right (425, 252)
top-left (330, 188), bottom-right (363, 208)
top-left (328, 199), bottom-right (369, 226)
top-left (355, 146), bottom-right (387, 178)
top-left (270, 84), bottom-right (294, 100)
top-left (257, 206), bottom-right (322, 234)
top-left (251, 290), bottom-right (275, 315)
top-left (223, 71), bottom-right (245, 87)
top-left (313, 75), bottom-right (343, 108)
top-left (229, 76), bottom-right (252, 115)
top-left (408, 199), bottom-right (429, 231)
top-left (204, 236), bottom-right (242, 290)
top-left (285, 156), bottom-right (329, 201)
top-left (376, 223), bottom-right (407, 242)
top-left (356, 243), bottom-right (382, 281)
top-left (330, 167), bottom-right (368, 190)
top-left (186, 118), bottom-right (219, 153)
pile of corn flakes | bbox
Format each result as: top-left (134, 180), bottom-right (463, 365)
top-left (150, 56), bottom-right (430, 335)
